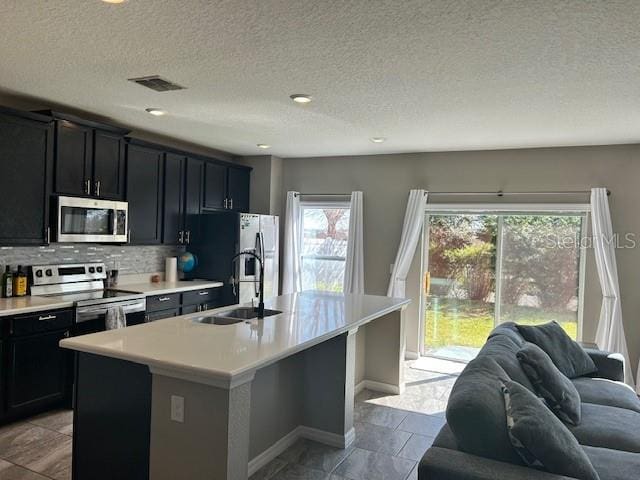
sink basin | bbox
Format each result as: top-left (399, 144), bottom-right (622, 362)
top-left (192, 307), bottom-right (282, 325)
top-left (219, 307), bottom-right (282, 320)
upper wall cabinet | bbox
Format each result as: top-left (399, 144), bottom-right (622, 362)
top-left (126, 142), bottom-right (164, 245)
top-left (203, 163), bottom-right (250, 212)
top-left (0, 108), bottom-right (53, 245)
top-left (41, 112), bottom-right (129, 200)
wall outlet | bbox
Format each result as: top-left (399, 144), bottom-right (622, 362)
top-left (170, 395), bottom-right (184, 423)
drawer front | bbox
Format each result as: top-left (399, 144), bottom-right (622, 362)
top-left (146, 293), bottom-right (180, 312)
top-left (145, 308), bottom-right (180, 322)
top-left (181, 288), bottom-right (220, 306)
top-left (181, 304), bottom-right (199, 315)
top-left (10, 309), bottom-right (74, 336)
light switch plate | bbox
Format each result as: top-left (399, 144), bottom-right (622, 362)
top-left (171, 395), bottom-right (184, 423)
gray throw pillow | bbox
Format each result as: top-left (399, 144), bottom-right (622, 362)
top-left (516, 322), bottom-right (597, 378)
top-left (502, 380), bottom-right (600, 480)
top-left (517, 342), bottom-right (582, 425)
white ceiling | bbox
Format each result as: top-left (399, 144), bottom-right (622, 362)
top-left (1, 0), bottom-right (640, 158)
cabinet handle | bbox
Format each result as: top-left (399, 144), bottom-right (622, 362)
top-left (158, 297), bottom-right (171, 302)
top-left (185, 231), bottom-right (191, 244)
top-left (38, 314), bottom-right (56, 321)
top-left (46, 227), bottom-right (50, 245)
top-left (85, 179), bottom-right (91, 195)
top-left (229, 198), bottom-right (233, 210)
top-left (63, 330), bottom-right (70, 338)
top-left (178, 231), bottom-right (184, 244)
top-left (198, 291), bottom-right (208, 296)
top-left (95, 180), bottom-right (101, 197)
top-left (224, 198), bottom-right (228, 209)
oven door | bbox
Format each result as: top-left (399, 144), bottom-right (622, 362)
top-left (74, 299), bottom-right (146, 335)
top-left (56, 196), bottom-right (128, 243)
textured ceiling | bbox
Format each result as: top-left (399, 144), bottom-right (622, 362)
top-left (1, 0), bottom-right (640, 158)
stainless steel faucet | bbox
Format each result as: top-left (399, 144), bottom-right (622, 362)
top-left (230, 251), bottom-right (265, 319)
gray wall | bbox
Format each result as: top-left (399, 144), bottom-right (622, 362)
top-left (0, 244), bottom-right (183, 275)
top-left (240, 155), bottom-right (284, 215)
top-left (280, 144), bottom-right (640, 378)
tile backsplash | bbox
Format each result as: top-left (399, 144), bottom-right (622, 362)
top-left (0, 244), bottom-right (185, 274)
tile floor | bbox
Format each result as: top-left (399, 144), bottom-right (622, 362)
top-left (0, 359), bottom-right (460, 480)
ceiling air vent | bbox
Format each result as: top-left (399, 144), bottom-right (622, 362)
top-left (128, 75), bottom-right (186, 92)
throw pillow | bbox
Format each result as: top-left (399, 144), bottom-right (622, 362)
top-left (502, 380), bottom-right (599, 480)
top-left (517, 342), bottom-right (582, 425)
top-left (516, 321), bottom-right (596, 378)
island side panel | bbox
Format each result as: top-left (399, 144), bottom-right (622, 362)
top-left (302, 330), bottom-right (357, 446)
top-left (72, 353), bottom-right (152, 480)
top-left (149, 374), bottom-right (252, 480)
top-left (363, 308), bottom-right (406, 394)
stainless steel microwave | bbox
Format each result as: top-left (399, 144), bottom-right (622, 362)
top-left (56, 196), bottom-right (128, 243)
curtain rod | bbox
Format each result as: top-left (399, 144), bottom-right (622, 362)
top-left (294, 193), bottom-right (352, 197)
top-left (427, 190), bottom-right (610, 197)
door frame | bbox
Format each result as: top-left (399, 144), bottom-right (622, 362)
top-left (419, 203), bottom-right (590, 357)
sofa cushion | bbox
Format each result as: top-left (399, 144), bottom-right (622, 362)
top-left (584, 445), bottom-right (640, 480)
top-left (516, 321), bottom-right (597, 378)
top-left (488, 322), bottom-right (526, 347)
top-left (502, 380), bottom-right (599, 480)
top-left (431, 424), bottom-right (458, 451)
top-left (478, 335), bottom-right (535, 392)
top-left (517, 342), bottom-right (581, 425)
top-left (572, 377), bottom-right (640, 413)
top-left (446, 356), bottom-right (523, 465)
top-left (569, 403), bottom-right (640, 453)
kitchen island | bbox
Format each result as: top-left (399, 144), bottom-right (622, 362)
top-left (60, 291), bottom-right (410, 480)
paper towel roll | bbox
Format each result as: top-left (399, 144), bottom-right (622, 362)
top-left (165, 257), bottom-right (178, 283)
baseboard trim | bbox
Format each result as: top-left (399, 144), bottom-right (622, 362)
top-left (405, 350), bottom-right (419, 360)
top-left (248, 425), bottom-right (355, 476)
top-left (355, 379), bottom-right (402, 395)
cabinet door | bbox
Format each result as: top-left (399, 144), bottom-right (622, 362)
top-left (184, 157), bottom-right (204, 244)
top-left (0, 113), bottom-right (53, 245)
top-left (145, 308), bottom-right (180, 322)
top-left (163, 153), bottom-right (185, 244)
top-left (7, 329), bottom-right (70, 415)
top-left (227, 167), bottom-right (250, 212)
top-left (54, 120), bottom-right (93, 196)
top-left (203, 162), bottom-right (227, 210)
top-left (93, 130), bottom-right (126, 200)
top-left (126, 144), bottom-right (164, 244)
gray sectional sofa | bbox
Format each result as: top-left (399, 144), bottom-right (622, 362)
top-left (419, 322), bottom-right (640, 480)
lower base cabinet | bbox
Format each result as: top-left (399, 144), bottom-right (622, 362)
top-left (144, 287), bottom-right (227, 322)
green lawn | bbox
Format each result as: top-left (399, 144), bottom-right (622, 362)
top-left (425, 297), bottom-right (577, 349)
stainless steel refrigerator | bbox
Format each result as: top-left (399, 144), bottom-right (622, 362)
top-left (187, 211), bottom-right (279, 305)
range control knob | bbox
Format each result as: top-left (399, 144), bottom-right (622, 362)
top-left (89, 267), bottom-right (95, 273)
top-left (96, 266), bottom-right (103, 273)
top-left (45, 269), bottom-right (53, 277)
top-left (35, 270), bottom-right (43, 278)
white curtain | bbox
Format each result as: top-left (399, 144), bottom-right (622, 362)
top-left (387, 189), bottom-right (428, 298)
top-left (591, 188), bottom-right (635, 390)
top-left (344, 191), bottom-right (364, 294)
top-left (282, 191), bottom-right (302, 294)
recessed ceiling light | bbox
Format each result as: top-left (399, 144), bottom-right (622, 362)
top-left (257, 144), bottom-right (271, 149)
top-left (145, 108), bottom-right (167, 116)
top-left (370, 137), bottom-right (386, 143)
top-left (101, 0), bottom-right (127, 3)
top-left (290, 94), bottom-right (312, 104)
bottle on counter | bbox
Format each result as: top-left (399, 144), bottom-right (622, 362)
top-left (12, 265), bottom-right (27, 297)
top-left (2, 265), bottom-right (13, 298)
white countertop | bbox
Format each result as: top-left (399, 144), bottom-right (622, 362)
top-left (120, 279), bottom-right (224, 296)
top-left (60, 292), bottom-right (410, 385)
top-left (0, 296), bottom-right (75, 317)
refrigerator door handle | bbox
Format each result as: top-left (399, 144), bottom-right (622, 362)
top-left (254, 232), bottom-right (264, 297)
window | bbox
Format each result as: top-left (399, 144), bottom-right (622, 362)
top-left (300, 203), bottom-right (351, 292)
top-left (421, 205), bottom-right (588, 362)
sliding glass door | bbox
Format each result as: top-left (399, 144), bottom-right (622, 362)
top-left (422, 209), bottom-right (586, 362)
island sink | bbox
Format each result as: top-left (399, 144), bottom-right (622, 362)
top-left (193, 306), bottom-right (282, 325)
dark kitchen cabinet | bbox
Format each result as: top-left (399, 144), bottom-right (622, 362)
top-left (93, 130), bottom-right (126, 200)
top-left (203, 163), bottom-right (251, 212)
top-left (127, 143), bottom-right (164, 244)
top-left (227, 166), bottom-right (250, 212)
top-left (43, 112), bottom-right (130, 199)
top-left (54, 120), bottom-right (93, 196)
top-left (203, 162), bottom-right (227, 210)
top-left (0, 108), bottom-right (53, 245)
top-left (163, 153), bottom-right (186, 245)
top-left (184, 158), bottom-right (204, 244)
